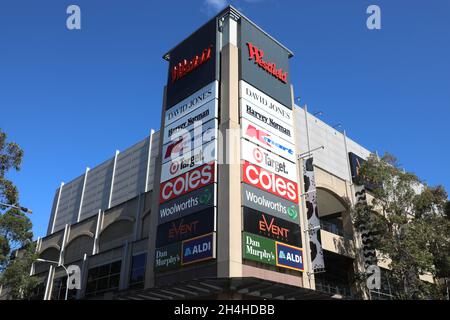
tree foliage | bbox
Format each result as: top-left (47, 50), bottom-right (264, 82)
top-left (351, 153), bottom-right (450, 299)
top-left (0, 129), bottom-right (37, 299)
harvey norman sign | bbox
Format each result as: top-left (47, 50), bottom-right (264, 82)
top-left (163, 99), bottom-right (218, 143)
top-left (241, 101), bottom-right (293, 142)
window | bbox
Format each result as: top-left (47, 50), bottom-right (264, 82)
top-left (51, 276), bottom-right (77, 300)
top-left (29, 282), bottom-right (46, 300)
top-left (129, 253), bottom-right (147, 290)
top-left (85, 260), bottom-right (122, 297)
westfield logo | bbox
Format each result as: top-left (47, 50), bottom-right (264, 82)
top-left (247, 42), bottom-right (288, 84)
top-left (171, 45), bottom-right (213, 83)
top-left (259, 214), bottom-right (289, 238)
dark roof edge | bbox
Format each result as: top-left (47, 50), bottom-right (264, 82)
top-left (163, 5), bottom-right (294, 61)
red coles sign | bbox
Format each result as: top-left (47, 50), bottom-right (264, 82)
top-left (171, 45), bottom-right (213, 83)
top-left (242, 161), bottom-right (298, 203)
top-left (160, 162), bottom-right (215, 203)
top-left (247, 42), bottom-right (288, 84)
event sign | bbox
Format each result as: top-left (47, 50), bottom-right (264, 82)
top-left (156, 208), bottom-right (215, 247)
top-left (243, 207), bottom-right (301, 246)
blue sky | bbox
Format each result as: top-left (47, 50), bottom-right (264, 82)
top-left (1, 0), bottom-right (449, 239)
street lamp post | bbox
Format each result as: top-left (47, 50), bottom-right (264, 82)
top-left (0, 202), bottom-right (33, 214)
top-left (36, 258), bottom-right (70, 300)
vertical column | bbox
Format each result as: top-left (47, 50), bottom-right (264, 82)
top-left (59, 224), bottom-right (70, 266)
top-left (144, 130), bottom-right (155, 194)
top-left (77, 167), bottom-right (90, 222)
top-left (119, 241), bottom-right (131, 290)
top-left (108, 150), bottom-right (120, 209)
top-left (43, 265), bottom-right (55, 300)
top-left (217, 14), bottom-right (242, 278)
top-left (92, 209), bottom-right (103, 255)
top-left (50, 182), bottom-right (64, 234)
top-left (77, 254), bottom-right (88, 299)
top-left (144, 87), bottom-right (166, 289)
top-left (293, 94), bottom-right (313, 290)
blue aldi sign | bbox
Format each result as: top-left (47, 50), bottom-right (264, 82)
top-left (275, 242), bottom-right (304, 272)
top-left (181, 233), bottom-right (215, 266)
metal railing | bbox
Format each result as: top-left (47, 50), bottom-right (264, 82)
top-left (320, 220), bottom-right (353, 239)
top-left (315, 280), bottom-right (354, 299)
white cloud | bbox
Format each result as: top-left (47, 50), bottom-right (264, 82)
top-left (203, 0), bottom-right (229, 15)
top-left (205, 0), bottom-right (229, 11)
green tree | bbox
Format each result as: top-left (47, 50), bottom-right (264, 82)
top-left (0, 129), bottom-right (38, 299)
top-left (352, 153), bottom-right (450, 299)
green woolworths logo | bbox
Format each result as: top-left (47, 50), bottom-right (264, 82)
top-left (199, 189), bottom-right (211, 204)
top-left (287, 206), bottom-right (298, 220)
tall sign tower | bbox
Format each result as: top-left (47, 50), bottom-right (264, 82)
top-left (145, 6), bottom-right (314, 291)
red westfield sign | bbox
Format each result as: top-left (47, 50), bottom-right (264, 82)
top-left (243, 161), bottom-right (298, 203)
top-left (160, 162), bottom-right (215, 203)
top-left (171, 45), bottom-right (213, 83)
top-left (247, 42), bottom-right (288, 84)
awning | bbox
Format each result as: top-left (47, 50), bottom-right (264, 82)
top-left (115, 277), bottom-right (338, 300)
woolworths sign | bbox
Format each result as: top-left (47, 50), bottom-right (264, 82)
top-left (242, 184), bottom-right (299, 223)
top-left (158, 185), bottom-right (216, 224)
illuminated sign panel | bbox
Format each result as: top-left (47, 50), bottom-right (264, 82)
top-left (156, 208), bottom-right (215, 247)
top-left (155, 242), bottom-right (181, 272)
top-left (243, 207), bottom-right (301, 246)
top-left (242, 160), bottom-right (299, 203)
top-left (181, 233), bottom-right (215, 265)
top-left (161, 119), bottom-right (217, 164)
top-left (241, 118), bottom-right (296, 163)
top-left (276, 242), bottom-right (304, 272)
top-left (159, 162), bottom-right (216, 204)
top-left (241, 100), bottom-right (293, 143)
top-left (239, 18), bottom-right (292, 108)
top-left (242, 184), bottom-right (299, 224)
top-left (158, 184), bottom-right (216, 224)
top-left (242, 232), bottom-right (276, 266)
top-left (160, 140), bottom-right (217, 183)
top-left (246, 42), bottom-right (288, 84)
top-left (240, 81), bottom-right (292, 126)
top-left (165, 81), bottom-right (218, 126)
top-left (165, 19), bottom-right (217, 108)
top-left (241, 139), bottom-right (296, 180)
top-left (163, 99), bottom-right (218, 143)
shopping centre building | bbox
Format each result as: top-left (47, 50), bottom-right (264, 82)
top-left (0, 6), bottom-right (434, 300)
